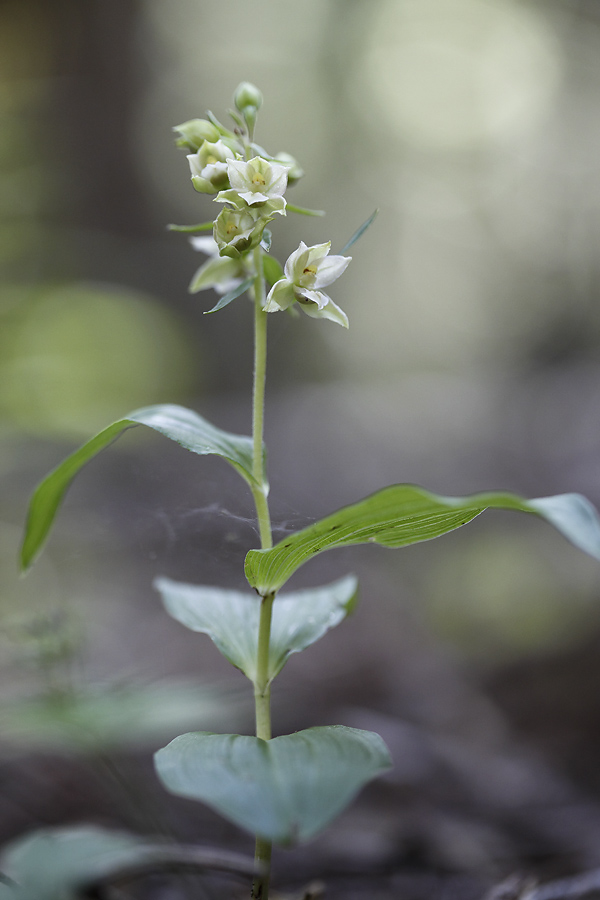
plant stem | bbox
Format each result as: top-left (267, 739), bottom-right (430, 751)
top-left (250, 244), bottom-right (274, 900)
top-left (252, 589), bottom-right (275, 899)
top-left (254, 591), bottom-right (275, 741)
top-left (251, 246), bottom-right (272, 552)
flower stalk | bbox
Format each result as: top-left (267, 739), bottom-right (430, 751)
top-left (251, 245), bottom-right (272, 552)
top-left (250, 244), bottom-right (274, 899)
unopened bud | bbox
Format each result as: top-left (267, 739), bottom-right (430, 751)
top-left (173, 118), bottom-right (220, 151)
top-left (233, 82), bottom-right (263, 114)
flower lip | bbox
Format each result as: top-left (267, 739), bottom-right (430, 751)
top-left (189, 235), bottom-right (220, 255)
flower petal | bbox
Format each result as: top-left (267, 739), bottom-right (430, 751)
top-left (187, 153), bottom-right (203, 178)
top-left (201, 161), bottom-right (229, 183)
top-left (226, 159), bottom-right (252, 191)
top-left (296, 290), bottom-right (349, 327)
top-left (189, 256), bottom-right (242, 293)
top-left (264, 279), bottom-right (296, 312)
top-left (189, 236), bottom-right (220, 256)
top-left (214, 190), bottom-right (248, 208)
top-left (305, 242), bottom-right (332, 267)
top-left (284, 241), bottom-right (310, 281)
top-left (312, 254), bottom-right (352, 289)
top-left (265, 164), bottom-right (290, 197)
top-left (262, 196), bottom-right (287, 216)
top-left (238, 190), bottom-right (271, 205)
top-left (295, 288), bottom-right (328, 309)
top-left (191, 175), bottom-right (216, 194)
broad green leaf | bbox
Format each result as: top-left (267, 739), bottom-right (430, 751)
top-left (262, 254), bottom-right (284, 286)
top-left (155, 725), bottom-right (391, 844)
top-left (0, 680), bottom-right (246, 753)
top-left (245, 485), bottom-right (600, 595)
top-left (204, 276), bottom-right (254, 314)
top-left (0, 825), bottom-right (256, 899)
top-left (338, 208), bottom-right (379, 256)
top-left (0, 827), bottom-right (151, 900)
top-left (155, 574), bottom-right (358, 684)
top-left (286, 203), bottom-right (325, 217)
top-left (167, 221), bottom-right (214, 233)
top-left (21, 404), bottom-right (266, 571)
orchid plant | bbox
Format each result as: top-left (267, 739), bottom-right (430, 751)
top-left (20, 83), bottom-right (600, 900)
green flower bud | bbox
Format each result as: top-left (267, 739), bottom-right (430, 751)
top-left (233, 82), bottom-right (263, 114)
top-left (174, 118), bottom-right (220, 151)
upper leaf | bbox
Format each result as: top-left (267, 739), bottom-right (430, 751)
top-left (154, 725), bottom-right (392, 844)
top-left (21, 404), bottom-right (266, 572)
top-left (204, 276), bottom-right (254, 314)
top-left (338, 208), bottom-right (379, 255)
top-left (245, 485), bottom-right (600, 594)
top-left (155, 574), bottom-right (358, 684)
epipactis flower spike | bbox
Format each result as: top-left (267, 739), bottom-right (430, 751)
top-left (264, 241), bottom-right (351, 327)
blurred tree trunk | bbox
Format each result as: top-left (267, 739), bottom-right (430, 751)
top-left (43, 0), bottom-right (151, 237)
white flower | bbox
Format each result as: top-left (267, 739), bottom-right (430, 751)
top-left (263, 241), bottom-right (351, 327)
top-left (213, 205), bottom-right (267, 258)
top-left (187, 140), bottom-right (235, 193)
top-left (226, 156), bottom-right (289, 206)
top-left (188, 236), bottom-right (246, 294)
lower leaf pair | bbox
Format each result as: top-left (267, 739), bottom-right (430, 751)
top-left (153, 575), bottom-right (391, 844)
top-left (155, 726), bottom-right (392, 845)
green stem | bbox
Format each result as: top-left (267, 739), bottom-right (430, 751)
top-left (250, 244), bottom-right (274, 900)
top-left (254, 591), bottom-right (275, 740)
top-left (252, 836), bottom-right (272, 899)
top-left (251, 246), bottom-right (272, 551)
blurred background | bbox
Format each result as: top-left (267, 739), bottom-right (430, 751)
top-left (3, 0), bottom-right (600, 894)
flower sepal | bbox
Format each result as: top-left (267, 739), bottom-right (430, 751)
top-left (189, 254), bottom-right (245, 294)
top-left (263, 279), bottom-right (296, 312)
